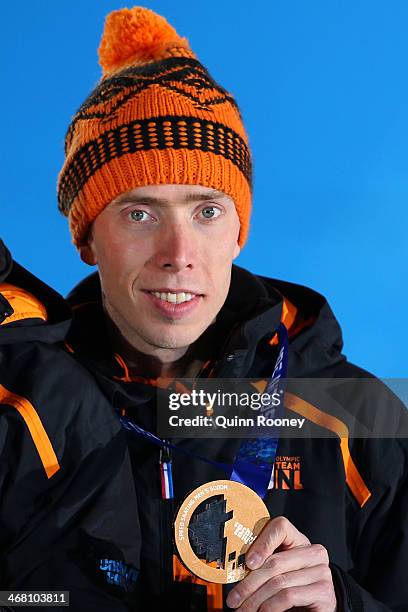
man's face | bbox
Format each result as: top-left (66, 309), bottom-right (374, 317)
top-left (80, 184), bottom-right (241, 355)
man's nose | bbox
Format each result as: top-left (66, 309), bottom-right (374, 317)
top-left (152, 222), bottom-right (195, 271)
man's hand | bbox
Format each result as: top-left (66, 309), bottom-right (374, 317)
top-left (226, 516), bottom-right (337, 611)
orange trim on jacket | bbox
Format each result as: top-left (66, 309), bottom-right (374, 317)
top-left (0, 383), bottom-right (59, 479)
top-left (173, 555), bottom-right (223, 612)
top-left (0, 283), bottom-right (47, 325)
top-left (269, 297), bottom-right (297, 345)
top-left (113, 354), bottom-right (175, 388)
top-left (285, 392), bottom-right (371, 508)
top-left (269, 296), bottom-right (314, 345)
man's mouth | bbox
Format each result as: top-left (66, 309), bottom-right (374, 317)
top-left (141, 289), bottom-right (203, 320)
top-left (148, 291), bottom-right (196, 304)
top-left (143, 289), bottom-right (204, 304)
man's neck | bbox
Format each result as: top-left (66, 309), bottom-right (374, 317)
top-left (104, 315), bottom-right (218, 380)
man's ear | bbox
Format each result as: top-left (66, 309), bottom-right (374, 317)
top-left (233, 242), bottom-right (241, 260)
top-left (78, 226), bottom-right (97, 266)
top-left (79, 243), bottom-right (97, 266)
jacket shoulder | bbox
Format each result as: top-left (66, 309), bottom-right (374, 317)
top-left (0, 282), bottom-right (47, 325)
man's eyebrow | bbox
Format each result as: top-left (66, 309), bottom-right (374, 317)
top-left (112, 189), bottom-right (226, 206)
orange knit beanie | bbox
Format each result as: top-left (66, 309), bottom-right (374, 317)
top-left (57, 7), bottom-right (253, 248)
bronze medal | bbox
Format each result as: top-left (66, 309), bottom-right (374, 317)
top-left (174, 479), bottom-right (270, 583)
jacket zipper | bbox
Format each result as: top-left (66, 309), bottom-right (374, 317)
top-left (159, 442), bottom-right (175, 593)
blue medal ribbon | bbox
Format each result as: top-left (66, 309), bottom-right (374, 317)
top-left (119, 322), bottom-right (289, 500)
top-left (230, 322), bottom-right (288, 497)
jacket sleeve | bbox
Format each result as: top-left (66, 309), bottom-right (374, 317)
top-left (331, 563), bottom-right (404, 612)
top-left (0, 358), bottom-right (142, 612)
top-left (0, 404), bottom-right (50, 552)
top-left (332, 439), bottom-right (408, 612)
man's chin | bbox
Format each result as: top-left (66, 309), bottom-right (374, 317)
top-left (149, 333), bottom-right (198, 351)
top-left (138, 316), bottom-right (215, 353)
top-left (145, 322), bottom-right (209, 350)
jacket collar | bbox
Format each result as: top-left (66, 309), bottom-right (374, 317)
top-left (66, 264), bottom-right (285, 382)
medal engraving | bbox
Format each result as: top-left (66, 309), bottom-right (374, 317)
top-left (174, 479), bottom-right (270, 583)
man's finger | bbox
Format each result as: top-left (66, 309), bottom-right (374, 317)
top-left (227, 544), bottom-right (330, 607)
top-left (240, 580), bottom-right (337, 612)
top-left (226, 564), bottom-right (333, 610)
top-left (246, 515), bottom-right (311, 569)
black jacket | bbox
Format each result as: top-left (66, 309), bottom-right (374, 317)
top-left (1, 237), bottom-right (407, 611)
top-left (0, 241), bottom-right (141, 611)
top-left (63, 263), bottom-right (408, 612)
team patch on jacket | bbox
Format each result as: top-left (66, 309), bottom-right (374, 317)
top-left (273, 455), bottom-right (304, 490)
top-left (99, 558), bottom-right (139, 591)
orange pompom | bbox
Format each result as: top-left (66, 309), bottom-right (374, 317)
top-left (98, 6), bottom-right (191, 75)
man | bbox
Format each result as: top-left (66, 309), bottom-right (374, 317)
top-left (55, 6), bottom-right (407, 611)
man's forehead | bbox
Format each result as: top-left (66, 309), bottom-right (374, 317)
top-left (111, 185), bottom-right (231, 206)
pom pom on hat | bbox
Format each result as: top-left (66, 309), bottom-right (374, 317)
top-left (98, 6), bottom-right (192, 75)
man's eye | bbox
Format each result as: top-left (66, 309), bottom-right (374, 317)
top-left (200, 206), bottom-right (221, 219)
top-left (130, 209), bottom-right (149, 222)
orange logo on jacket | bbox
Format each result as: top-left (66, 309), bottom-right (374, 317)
top-left (273, 456), bottom-right (303, 490)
